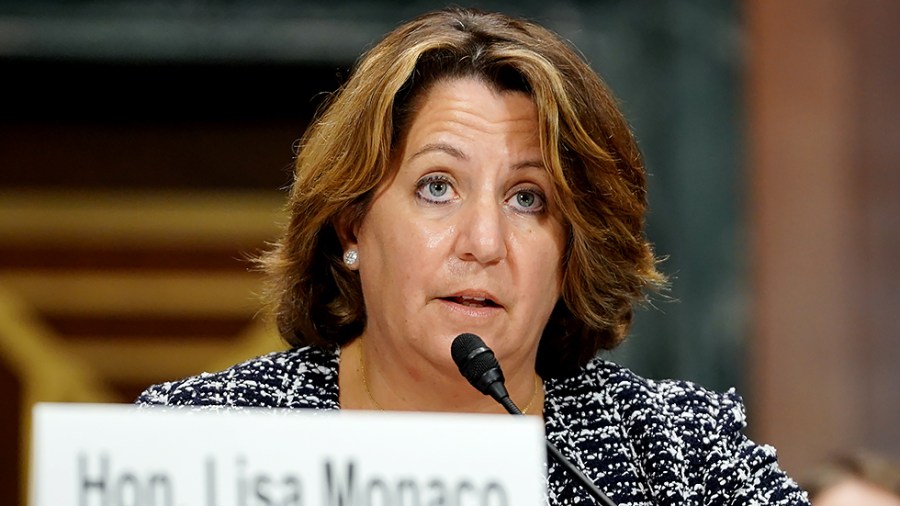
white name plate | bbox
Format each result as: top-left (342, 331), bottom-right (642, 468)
top-left (31, 403), bottom-right (547, 506)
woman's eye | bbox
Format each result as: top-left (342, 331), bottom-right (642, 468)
top-left (428, 181), bottom-right (448, 197)
top-left (508, 189), bottom-right (545, 213)
top-left (415, 176), bottom-right (456, 203)
top-left (516, 192), bottom-right (535, 208)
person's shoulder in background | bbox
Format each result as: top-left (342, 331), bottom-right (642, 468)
top-left (801, 450), bottom-right (900, 506)
top-left (134, 345), bottom-right (340, 410)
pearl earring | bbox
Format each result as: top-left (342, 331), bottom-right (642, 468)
top-left (343, 249), bottom-right (359, 267)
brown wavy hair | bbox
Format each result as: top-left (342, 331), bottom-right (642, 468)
top-left (259, 7), bottom-right (666, 378)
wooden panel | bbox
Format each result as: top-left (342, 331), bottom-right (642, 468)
top-left (41, 314), bottom-right (252, 339)
top-left (746, 0), bottom-right (863, 475)
top-left (0, 190), bottom-right (284, 247)
top-left (0, 245), bottom-right (259, 271)
top-left (854, 1), bottom-right (900, 460)
top-left (63, 339), bottom-right (257, 383)
top-left (0, 359), bottom-right (21, 506)
top-left (0, 190), bottom-right (289, 503)
top-left (0, 272), bottom-right (263, 316)
top-left (746, 0), bottom-right (900, 474)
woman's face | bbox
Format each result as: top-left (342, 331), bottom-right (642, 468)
top-left (346, 77), bottom-right (567, 376)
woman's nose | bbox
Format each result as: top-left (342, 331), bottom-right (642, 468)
top-left (454, 195), bottom-right (508, 264)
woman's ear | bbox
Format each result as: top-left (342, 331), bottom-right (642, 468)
top-left (333, 208), bottom-right (361, 269)
top-left (333, 208), bottom-right (359, 249)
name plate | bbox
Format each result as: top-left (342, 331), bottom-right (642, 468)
top-left (30, 403), bottom-right (547, 506)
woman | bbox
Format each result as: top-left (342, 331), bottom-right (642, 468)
top-left (138, 7), bottom-right (810, 505)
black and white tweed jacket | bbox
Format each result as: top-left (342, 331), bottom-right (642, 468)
top-left (137, 346), bottom-right (810, 506)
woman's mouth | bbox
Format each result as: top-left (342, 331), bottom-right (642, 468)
top-left (443, 296), bottom-right (501, 308)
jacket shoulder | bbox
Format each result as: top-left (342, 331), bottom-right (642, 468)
top-left (597, 359), bottom-right (743, 432)
top-left (546, 358), bottom-right (809, 505)
top-left (134, 346), bottom-right (339, 409)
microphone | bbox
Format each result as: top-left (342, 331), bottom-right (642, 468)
top-left (450, 332), bottom-right (520, 414)
top-left (451, 333), bottom-right (618, 506)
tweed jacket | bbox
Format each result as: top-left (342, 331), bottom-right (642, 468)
top-left (137, 345), bottom-right (810, 506)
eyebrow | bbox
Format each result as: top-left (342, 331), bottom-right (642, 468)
top-left (408, 142), bottom-right (546, 171)
top-left (408, 143), bottom-right (469, 162)
top-left (511, 159), bottom-right (546, 171)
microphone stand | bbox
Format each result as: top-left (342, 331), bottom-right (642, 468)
top-left (502, 399), bottom-right (618, 506)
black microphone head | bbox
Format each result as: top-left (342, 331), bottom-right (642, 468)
top-left (451, 332), bottom-right (487, 366)
top-left (451, 333), bottom-right (505, 396)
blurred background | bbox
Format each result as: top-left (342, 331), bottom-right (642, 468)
top-left (1, 0), bottom-right (897, 504)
